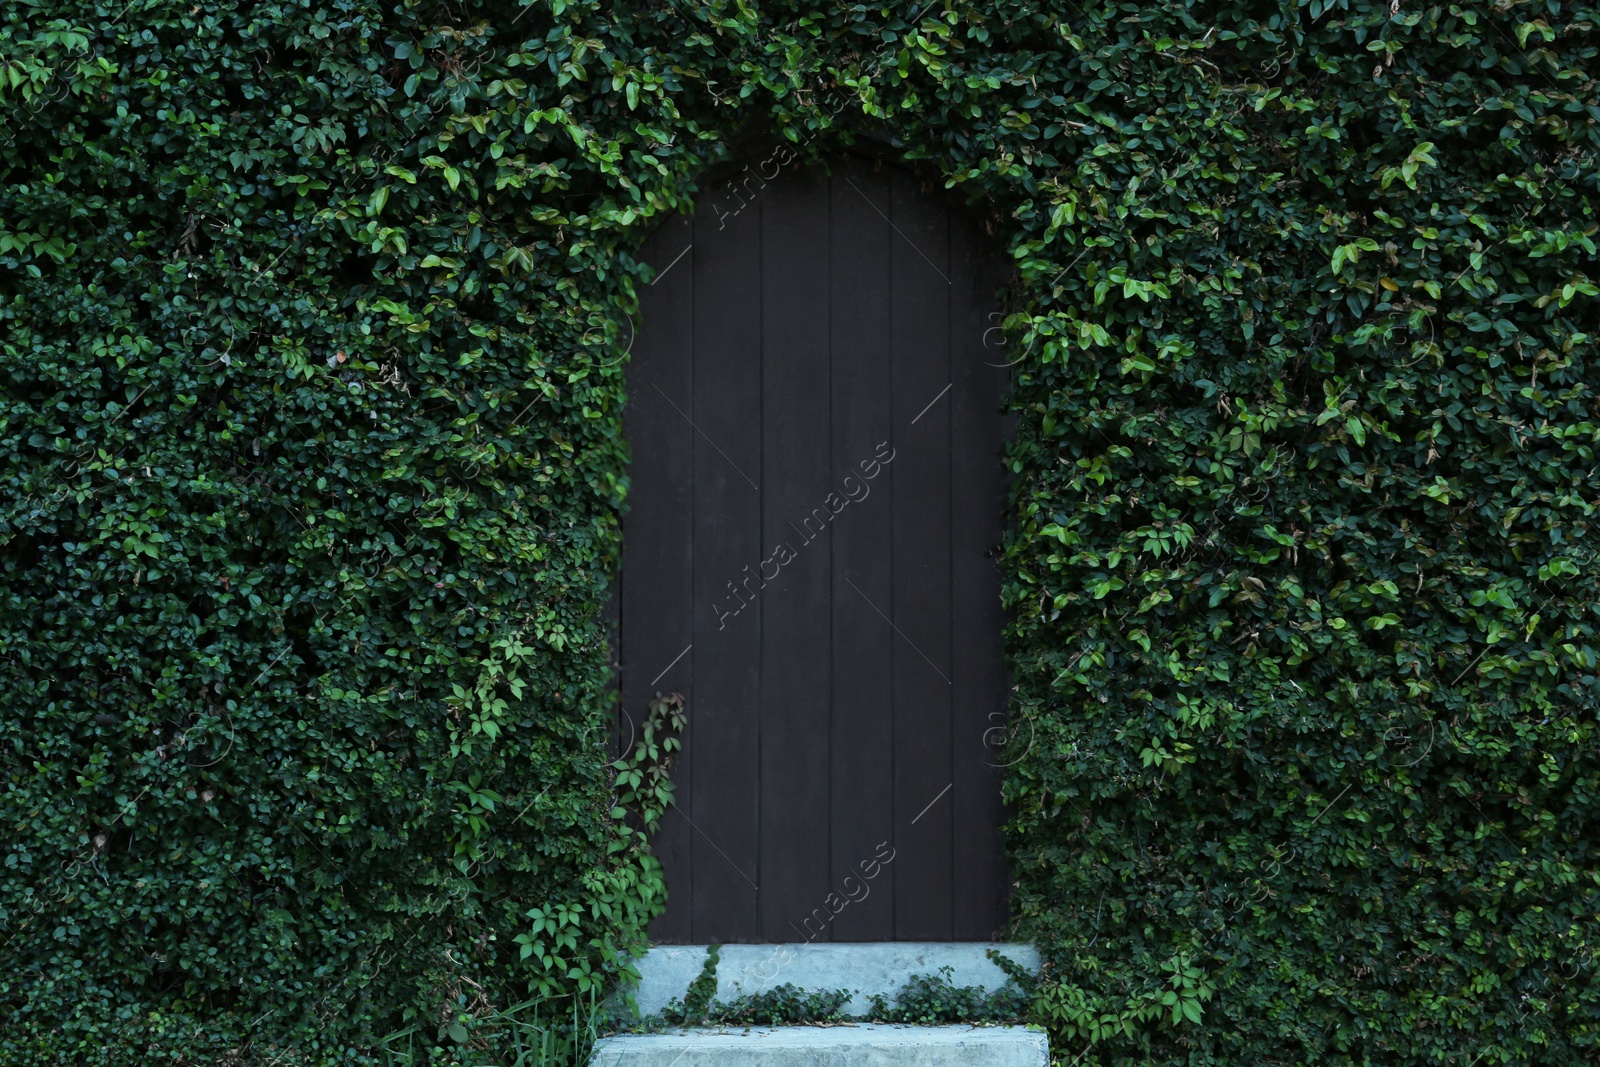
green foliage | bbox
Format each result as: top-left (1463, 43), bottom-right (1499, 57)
top-left (508, 693), bottom-right (681, 1002)
top-left (680, 942), bottom-right (721, 1023)
top-left (656, 983), bottom-right (853, 1027)
top-left (4, 0), bottom-right (1599, 1064)
top-left (1031, 953), bottom-right (1216, 1044)
top-left (643, 966), bottom-right (1026, 1028)
top-left (867, 968), bottom-right (1030, 1024)
top-left (610, 692), bottom-right (687, 839)
top-left (379, 991), bottom-right (602, 1067)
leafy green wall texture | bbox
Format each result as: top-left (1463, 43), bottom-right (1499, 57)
top-left (2, 0), bottom-right (1597, 1064)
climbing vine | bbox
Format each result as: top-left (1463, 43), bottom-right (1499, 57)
top-left (2, 0), bottom-right (1598, 1064)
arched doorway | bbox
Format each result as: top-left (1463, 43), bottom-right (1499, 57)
top-left (619, 147), bottom-right (1011, 943)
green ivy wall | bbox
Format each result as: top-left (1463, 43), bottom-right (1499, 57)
top-left (2, 1), bottom-right (1597, 1064)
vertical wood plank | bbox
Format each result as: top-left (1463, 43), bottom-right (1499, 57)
top-left (828, 156), bottom-right (897, 942)
top-left (889, 168), bottom-right (954, 941)
top-left (949, 213), bottom-right (1012, 940)
top-left (626, 215), bottom-right (696, 944)
top-left (689, 192), bottom-right (763, 941)
top-left (758, 165), bottom-right (835, 942)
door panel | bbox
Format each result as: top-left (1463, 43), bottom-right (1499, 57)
top-left (622, 153), bottom-right (1009, 943)
top-left (758, 165), bottom-right (834, 942)
top-left (618, 213), bottom-right (696, 943)
top-left (887, 164), bottom-right (955, 941)
top-left (827, 161), bottom-right (897, 942)
top-left (687, 189), bottom-right (762, 939)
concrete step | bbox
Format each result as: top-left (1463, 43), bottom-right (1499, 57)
top-left (589, 1023), bottom-right (1048, 1066)
top-left (626, 942), bottom-right (1039, 1019)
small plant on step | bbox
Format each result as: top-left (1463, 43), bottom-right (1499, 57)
top-left (702, 984), bottom-right (852, 1026)
top-left (868, 967), bottom-right (1029, 1024)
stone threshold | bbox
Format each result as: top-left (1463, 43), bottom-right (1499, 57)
top-left (623, 941), bottom-right (1040, 1019)
top-left (590, 1022), bottom-right (1048, 1066)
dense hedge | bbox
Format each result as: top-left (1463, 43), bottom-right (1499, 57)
top-left (3, 0), bottom-right (1598, 1064)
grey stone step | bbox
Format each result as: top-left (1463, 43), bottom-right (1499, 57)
top-left (626, 942), bottom-right (1039, 1019)
top-left (589, 1023), bottom-right (1049, 1066)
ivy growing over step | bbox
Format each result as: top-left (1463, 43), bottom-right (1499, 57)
top-left (867, 968), bottom-right (1031, 1025)
top-left (637, 966), bottom-right (1026, 1028)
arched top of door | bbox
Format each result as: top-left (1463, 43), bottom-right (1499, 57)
top-left (631, 116), bottom-right (1009, 266)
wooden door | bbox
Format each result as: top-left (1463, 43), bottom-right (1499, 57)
top-left (619, 152), bottom-right (1009, 943)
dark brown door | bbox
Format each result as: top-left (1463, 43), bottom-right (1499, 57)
top-left (619, 152), bottom-right (1009, 943)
